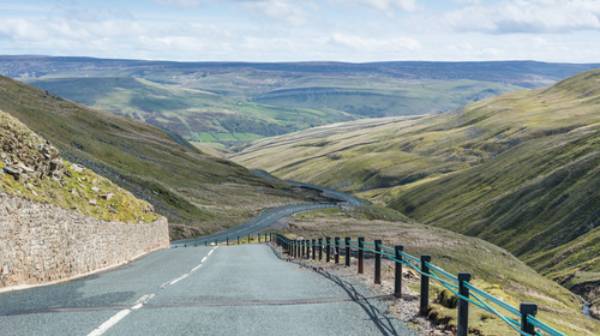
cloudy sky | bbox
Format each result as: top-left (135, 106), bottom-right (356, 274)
top-left (1, 0), bottom-right (599, 62)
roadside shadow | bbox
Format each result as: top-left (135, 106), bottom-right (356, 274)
top-left (269, 245), bottom-right (408, 336)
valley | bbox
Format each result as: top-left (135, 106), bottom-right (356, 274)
top-left (232, 69), bottom-right (600, 319)
top-left (2, 56), bottom-right (599, 146)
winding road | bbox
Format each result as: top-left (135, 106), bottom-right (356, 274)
top-left (0, 185), bottom-right (413, 336)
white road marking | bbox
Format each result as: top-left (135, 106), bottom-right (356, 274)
top-left (86, 246), bottom-right (218, 336)
top-left (87, 309), bottom-right (131, 336)
top-left (169, 273), bottom-right (189, 285)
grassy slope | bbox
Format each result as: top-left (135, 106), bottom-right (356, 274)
top-left (283, 206), bottom-right (600, 335)
top-left (8, 58), bottom-right (573, 145)
top-left (0, 110), bottom-right (157, 223)
top-left (30, 77), bottom-right (349, 144)
top-left (232, 69), bottom-right (600, 300)
top-left (0, 75), bottom-right (312, 238)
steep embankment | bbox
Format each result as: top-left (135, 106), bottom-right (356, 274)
top-left (232, 69), bottom-right (600, 314)
top-left (0, 110), bottom-right (168, 289)
top-left (0, 76), bottom-right (316, 239)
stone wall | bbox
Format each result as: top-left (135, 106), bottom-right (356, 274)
top-left (0, 192), bottom-right (170, 289)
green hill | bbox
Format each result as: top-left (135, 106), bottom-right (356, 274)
top-left (232, 69), bottom-right (600, 314)
top-left (5, 56), bottom-right (597, 145)
top-left (0, 75), bottom-right (313, 239)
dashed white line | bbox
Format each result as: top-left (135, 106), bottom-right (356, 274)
top-left (86, 246), bottom-right (218, 336)
top-left (87, 309), bottom-right (131, 336)
top-left (169, 273), bottom-right (189, 286)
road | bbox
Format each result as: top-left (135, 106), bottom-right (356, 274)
top-left (172, 203), bottom-right (337, 247)
top-left (172, 181), bottom-right (364, 247)
top-left (0, 244), bottom-right (414, 336)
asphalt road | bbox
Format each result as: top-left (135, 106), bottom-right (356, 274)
top-left (0, 245), bottom-right (414, 336)
top-left (172, 203), bottom-right (337, 247)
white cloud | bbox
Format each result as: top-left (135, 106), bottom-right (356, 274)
top-left (329, 33), bottom-right (421, 51)
top-left (446, 0), bottom-right (600, 34)
top-left (356, 0), bottom-right (417, 11)
top-left (154, 0), bottom-right (203, 8)
top-left (244, 0), bottom-right (308, 25)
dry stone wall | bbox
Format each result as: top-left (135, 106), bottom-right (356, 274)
top-left (0, 192), bottom-right (170, 289)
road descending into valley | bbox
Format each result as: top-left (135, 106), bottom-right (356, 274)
top-left (0, 185), bottom-right (414, 335)
top-left (0, 244), bottom-right (414, 335)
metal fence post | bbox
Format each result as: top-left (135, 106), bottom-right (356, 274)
top-left (358, 237), bottom-right (364, 274)
top-left (457, 273), bottom-right (471, 336)
top-left (226, 237), bottom-right (229, 246)
top-left (520, 303), bottom-right (537, 335)
top-left (334, 237), bottom-right (340, 264)
top-left (419, 255), bottom-right (431, 316)
top-left (374, 239), bottom-right (382, 284)
top-left (394, 245), bottom-right (403, 298)
top-left (326, 237), bottom-right (331, 262)
top-left (312, 239), bottom-right (316, 260)
top-left (318, 238), bottom-right (323, 260)
top-left (345, 237), bottom-right (351, 267)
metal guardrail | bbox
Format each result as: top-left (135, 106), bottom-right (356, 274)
top-left (272, 234), bottom-right (567, 336)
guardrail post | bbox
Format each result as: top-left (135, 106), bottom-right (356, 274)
top-left (457, 273), bottom-right (471, 336)
top-left (419, 255), bottom-right (431, 316)
top-left (326, 237), bottom-right (331, 262)
top-left (312, 239), bottom-right (316, 260)
top-left (394, 245), bottom-right (403, 298)
top-left (334, 237), bottom-right (340, 264)
top-left (345, 237), bottom-right (351, 267)
top-left (358, 237), bottom-right (364, 274)
top-left (520, 303), bottom-right (537, 335)
top-left (305, 240), bottom-right (310, 259)
top-left (318, 238), bottom-right (323, 260)
top-left (374, 239), bottom-right (382, 284)
top-left (293, 240), bottom-right (297, 258)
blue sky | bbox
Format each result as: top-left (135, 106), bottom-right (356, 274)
top-left (0, 0), bottom-right (599, 62)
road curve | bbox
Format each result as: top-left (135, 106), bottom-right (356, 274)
top-left (0, 245), bottom-right (414, 336)
top-left (172, 203), bottom-right (337, 247)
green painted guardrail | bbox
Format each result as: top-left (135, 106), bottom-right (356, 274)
top-left (273, 234), bottom-right (567, 336)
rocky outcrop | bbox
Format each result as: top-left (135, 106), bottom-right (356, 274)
top-left (0, 193), bottom-right (169, 289)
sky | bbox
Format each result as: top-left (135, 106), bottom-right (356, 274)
top-left (0, 0), bottom-right (599, 63)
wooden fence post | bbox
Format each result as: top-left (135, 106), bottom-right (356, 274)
top-left (374, 239), bottom-right (382, 284)
top-left (358, 237), bottom-right (364, 274)
top-left (457, 273), bottom-right (471, 336)
top-left (419, 255), bottom-right (431, 316)
top-left (394, 245), bottom-right (403, 298)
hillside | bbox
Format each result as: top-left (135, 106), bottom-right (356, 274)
top-left (282, 206), bottom-right (600, 335)
top-left (0, 75), bottom-right (316, 239)
top-left (232, 69), bottom-right (600, 313)
top-left (3, 56), bottom-right (599, 145)
top-left (0, 109), bottom-right (156, 223)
